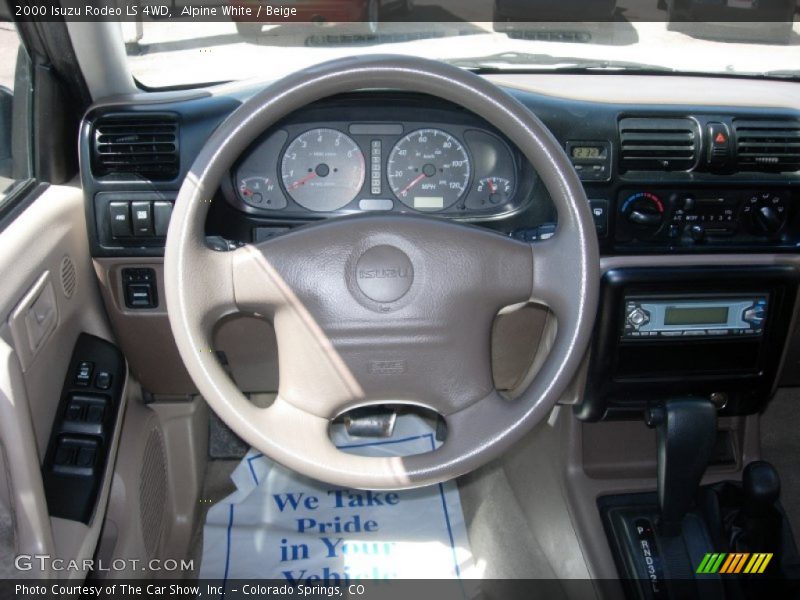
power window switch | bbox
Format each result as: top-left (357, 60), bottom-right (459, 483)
top-left (109, 202), bottom-right (132, 238)
top-left (54, 444), bottom-right (75, 467)
top-left (65, 401), bottom-right (83, 422)
top-left (85, 405), bottom-right (105, 424)
top-left (131, 201), bottom-right (153, 237)
top-left (76, 447), bottom-right (96, 469)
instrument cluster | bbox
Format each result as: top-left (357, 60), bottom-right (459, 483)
top-left (228, 120), bottom-right (526, 219)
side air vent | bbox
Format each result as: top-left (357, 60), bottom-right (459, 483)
top-left (92, 113), bottom-right (179, 180)
top-left (734, 119), bottom-right (800, 172)
top-left (619, 117), bottom-right (699, 172)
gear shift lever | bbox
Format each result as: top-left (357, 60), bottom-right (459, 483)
top-left (730, 460), bottom-right (783, 554)
top-left (743, 461), bottom-right (781, 518)
top-left (645, 398), bottom-right (717, 536)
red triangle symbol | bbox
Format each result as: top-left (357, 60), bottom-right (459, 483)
top-left (715, 132), bottom-right (727, 144)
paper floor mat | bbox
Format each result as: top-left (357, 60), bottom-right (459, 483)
top-left (199, 415), bottom-right (475, 582)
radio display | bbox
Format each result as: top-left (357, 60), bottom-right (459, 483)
top-left (664, 306), bottom-right (729, 326)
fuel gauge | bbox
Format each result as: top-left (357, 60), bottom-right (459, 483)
top-left (238, 176), bottom-right (287, 210)
top-left (473, 177), bottom-right (513, 208)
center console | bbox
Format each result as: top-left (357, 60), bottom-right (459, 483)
top-left (578, 266), bottom-right (799, 422)
top-left (575, 260), bottom-right (800, 600)
top-left (576, 265), bottom-right (800, 421)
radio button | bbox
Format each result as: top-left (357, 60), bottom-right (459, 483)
top-left (743, 307), bottom-right (765, 326)
top-left (627, 307), bottom-right (649, 328)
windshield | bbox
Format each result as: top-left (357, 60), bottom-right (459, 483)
top-left (123, 2), bottom-right (800, 88)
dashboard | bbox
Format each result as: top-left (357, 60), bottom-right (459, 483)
top-left (226, 103), bottom-right (528, 219)
top-left (79, 88), bottom-right (800, 260)
top-left (78, 74), bottom-right (800, 422)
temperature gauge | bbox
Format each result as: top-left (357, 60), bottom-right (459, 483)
top-left (473, 177), bottom-right (513, 208)
top-left (238, 176), bottom-right (287, 210)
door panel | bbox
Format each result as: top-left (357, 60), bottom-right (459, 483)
top-left (0, 183), bottom-right (120, 577)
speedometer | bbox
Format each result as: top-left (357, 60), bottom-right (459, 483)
top-left (281, 128), bottom-right (365, 212)
top-left (387, 129), bottom-right (470, 211)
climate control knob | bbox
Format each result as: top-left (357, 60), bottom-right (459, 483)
top-left (622, 192), bottom-right (665, 233)
top-left (743, 192), bottom-right (788, 236)
top-left (688, 224), bottom-right (705, 242)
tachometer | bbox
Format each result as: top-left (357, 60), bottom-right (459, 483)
top-left (281, 128), bottom-right (365, 212)
top-left (387, 129), bottom-right (470, 211)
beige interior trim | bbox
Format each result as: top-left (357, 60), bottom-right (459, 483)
top-left (93, 388), bottom-right (208, 579)
top-left (0, 184), bottom-right (123, 577)
top-left (0, 339), bottom-right (54, 561)
top-left (486, 73), bottom-right (800, 109)
top-left (64, 21), bottom-right (137, 100)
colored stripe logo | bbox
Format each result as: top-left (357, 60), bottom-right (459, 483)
top-left (696, 553), bottom-right (773, 574)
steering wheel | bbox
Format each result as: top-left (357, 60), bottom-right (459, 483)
top-left (165, 55), bottom-right (599, 490)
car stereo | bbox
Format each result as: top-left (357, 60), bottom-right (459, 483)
top-left (622, 295), bottom-right (767, 340)
top-left (578, 266), bottom-right (799, 422)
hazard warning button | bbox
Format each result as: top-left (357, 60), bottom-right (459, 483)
top-left (708, 122), bottom-right (731, 167)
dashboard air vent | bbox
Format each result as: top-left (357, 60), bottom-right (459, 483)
top-left (92, 113), bottom-right (179, 180)
top-left (733, 119), bottom-right (800, 172)
top-left (619, 117), bottom-right (699, 172)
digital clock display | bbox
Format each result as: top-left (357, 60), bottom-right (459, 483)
top-left (571, 146), bottom-right (603, 159)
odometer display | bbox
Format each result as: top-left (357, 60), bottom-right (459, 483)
top-left (387, 129), bottom-right (470, 211)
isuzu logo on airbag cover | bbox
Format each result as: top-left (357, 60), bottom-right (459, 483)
top-left (356, 245), bottom-right (413, 303)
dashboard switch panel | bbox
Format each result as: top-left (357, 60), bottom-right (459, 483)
top-left (95, 192), bottom-right (176, 249)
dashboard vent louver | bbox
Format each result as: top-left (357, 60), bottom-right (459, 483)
top-left (92, 113), bottom-right (179, 180)
top-left (733, 119), bottom-right (800, 172)
top-left (618, 117), bottom-right (699, 172)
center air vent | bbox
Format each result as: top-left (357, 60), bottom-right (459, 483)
top-left (92, 113), bottom-right (179, 180)
top-left (619, 117), bottom-right (699, 172)
top-left (733, 119), bottom-right (800, 172)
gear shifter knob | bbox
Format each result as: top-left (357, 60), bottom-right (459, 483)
top-left (743, 461), bottom-right (780, 518)
top-left (645, 398), bottom-right (717, 536)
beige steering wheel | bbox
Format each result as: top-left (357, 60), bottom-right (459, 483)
top-left (164, 55), bottom-right (599, 490)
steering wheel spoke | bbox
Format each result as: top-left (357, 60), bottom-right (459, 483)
top-left (530, 226), bottom-right (591, 320)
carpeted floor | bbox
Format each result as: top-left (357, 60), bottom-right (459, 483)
top-left (188, 459), bottom-right (238, 576)
top-left (761, 387), bottom-right (800, 533)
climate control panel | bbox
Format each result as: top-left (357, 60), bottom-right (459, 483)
top-left (614, 188), bottom-right (796, 250)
